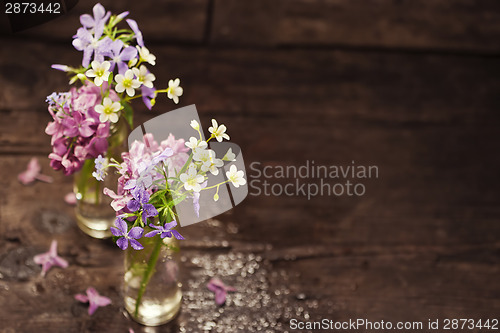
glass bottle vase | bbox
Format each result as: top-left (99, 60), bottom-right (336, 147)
top-left (123, 234), bottom-right (182, 326)
top-left (73, 119), bottom-right (128, 238)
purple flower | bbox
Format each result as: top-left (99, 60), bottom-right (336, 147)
top-left (86, 123), bottom-right (110, 157)
top-left (79, 3), bottom-right (110, 36)
top-left (126, 19), bottom-right (144, 47)
top-left (141, 85), bottom-right (156, 110)
top-left (107, 39), bottom-right (138, 74)
top-left (33, 240), bottom-right (68, 277)
top-left (110, 218), bottom-right (144, 250)
top-left (62, 111), bottom-right (95, 138)
top-left (145, 221), bottom-right (184, 240)
top-left (72, 28), bottom-right (113, 67)
top-left (206, 278), bottom-right (236, 306)
top-left (74, 287), bottom-right (111, 315)
top-left (127, 187), bottom-right (158, 223)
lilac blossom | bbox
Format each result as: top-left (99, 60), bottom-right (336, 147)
top-left (206, 278), bottom-right (236, 306)
top-left (110, 218), bottom-right (144, 250)
top-left (62, 111), bottom-right (95, 137)
top-left (144, 221), bottom-right (184, 240)
top-left (127, 187), bottom-right (158, 223)
top-left (74, 287), bottom-right (111, 315)
top-left (107, 39), bottom-right (138, 74)
top-left (33, 240), bottom-right (68, 277)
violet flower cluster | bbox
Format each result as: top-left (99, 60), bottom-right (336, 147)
top-left (96, 119), bottom-right (246, 251)
top-left (46, 3), bottom-right (183, 176)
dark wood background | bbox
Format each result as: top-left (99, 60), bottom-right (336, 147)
top-left (0, 0), bottom-right (499, 332)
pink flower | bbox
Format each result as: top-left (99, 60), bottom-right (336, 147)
top-left (74, 287), bottom-right (111, 315)
top-left (33, 240), bottom-right (68, 277)
top-left (18, 158), bottom-right (53, 185)
top-left (207, 278), bottom-right (236, 306)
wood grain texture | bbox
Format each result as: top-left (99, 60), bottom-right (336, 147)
top-left (211, 0), bottom-right (500, 52)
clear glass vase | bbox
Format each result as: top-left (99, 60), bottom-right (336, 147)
top-left (123, 234), bottom-right (182, 326)
top-left (73, 119), bottom-right (128, 239)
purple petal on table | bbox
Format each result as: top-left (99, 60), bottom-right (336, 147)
top-left (129, 239), bottom-right (144, 250)
top-left (116, 237), bottom-right (128, 250)
top-left (74, 293), bottom-right (88, 303)
top-left (128, 227), bottom-right (144, 239)
top-left (33, 240), bottom-right (68, 277)
top-left (75, 286), bottom-right (111, 316)
top-left (215, 289), bottom-right (227, 305)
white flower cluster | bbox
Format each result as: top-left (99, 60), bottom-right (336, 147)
top-left (179, 119), bottom-right (246, 200)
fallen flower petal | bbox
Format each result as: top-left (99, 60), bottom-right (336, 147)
top-left (75, 287), bottom-right (111, 315)
top-left (33, 240), bottom-right (68, 277)
top-left (65, 192), bottom-right (77, 205)
top-left (207, 277), bottom-right (236, 306)
top-left (18, 158), bottom-right (53, 185)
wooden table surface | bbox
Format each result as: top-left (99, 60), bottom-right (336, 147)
top-left (1, 1), bottom-right (499, 332)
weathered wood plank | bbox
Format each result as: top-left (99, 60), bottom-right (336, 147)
top-left (3, 0), bottom-right (209, 44)
top-left (211, 0), bottom-right (500, 53)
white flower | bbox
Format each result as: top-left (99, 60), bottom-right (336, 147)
top-left (226, 165), bottom-right (246, 188)
top-left (85, 60), bottom-right (111, 86)
top-left (193, 148), bottom-right (211, 163)
top-left (190, 120), bottom-right (200, 130)
top-left (132, 65), bottom-right (155, 88)
top-left (201, 151), bottom-right (224, 176)
top-left (115, 69), bottom-right (141, 97)
top-left (208, 119), bottom-right (230, 142)
top-left (166, 78), bottom-right (183, 104)
top-left (94, 97), bottom-right (122, 123)
top-left (179, 166), bottom-right (205, 192)
top-left (222, 147), bottom-right (236, 161)
top-left (137, 46), bottom-right (156, 66)
top-left (185, 137), bottom-right (208, 151)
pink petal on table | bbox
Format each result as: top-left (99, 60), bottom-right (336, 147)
top-left (18, 157), bottom-right (53, 185)
top-left (75, 287), bottom-right (111, 316)
top-left (64, 192), bottom-right (77, 205)
top-left (33, 240), bottom-right (68, 277)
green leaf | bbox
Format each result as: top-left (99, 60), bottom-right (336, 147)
top-left (121, 101), bottom-right (134, 129)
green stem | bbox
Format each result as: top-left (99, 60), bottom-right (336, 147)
top-left (134, 235), bottom-right (163, 317)
top-left (94, 179), bottom-right (100, 204)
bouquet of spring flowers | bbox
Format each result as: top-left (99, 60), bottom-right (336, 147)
top-left (45, 3), bottom-right (183, 177)
top-left (95, 117), bottom-right (246, 316)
